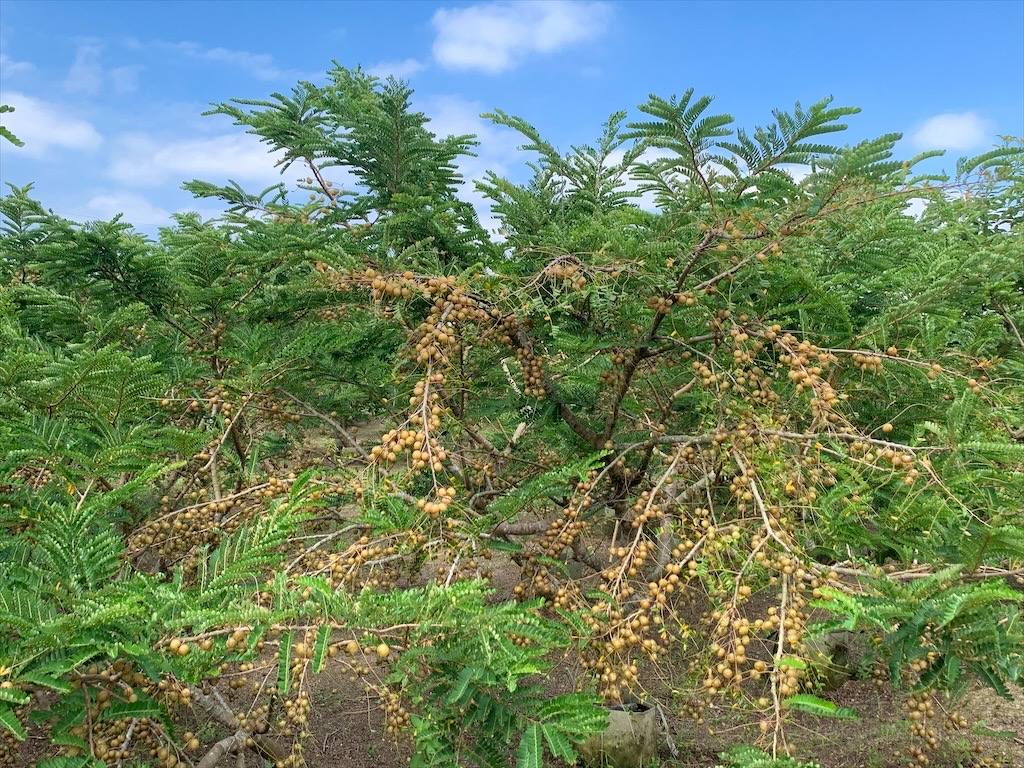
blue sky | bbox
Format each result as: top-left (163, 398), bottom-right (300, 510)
top-left (1, 0), bottom-right (1022, 235)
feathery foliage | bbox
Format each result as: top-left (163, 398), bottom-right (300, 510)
top-left (2, 65), bottom-right (1022, 767)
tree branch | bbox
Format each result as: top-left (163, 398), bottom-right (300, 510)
top-left (276, 388), bottom-right (369, 460)
top-left (192, 688), bottom-right (289, 765)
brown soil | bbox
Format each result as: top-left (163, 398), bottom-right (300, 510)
top-left (292, 677), bottom-right (1024, 768)
top-left (10, 629), bottom-right (1022, 768)
top-left (302, 666), bottom-right (411, 768)
top-left (8, 503), bottom-right (1022, 768)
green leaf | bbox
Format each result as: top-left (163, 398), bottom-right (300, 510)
top-left (971, 723), bottom-right (1018, 740)
top-left (19, 670), bottom-right (73, 692)
top-left (313, 623), bottom-right (331, 674)
top-left (96, 698), bottom-right (166, 723)
top-left (278, 630), bottom-right (293, 696)
top-left (446, 666), bottom-right (476, 705)
top-left (36, 757), bottom-right (104, 768)
top-left (0, 687), bottom-right (30, 706)
top-left (516, 722), bottom-right (542, 768)
top-left (49, 730), bottom-right (90, 750)
top-left (784, 694), bottom-right (859, 720)
top-left (0, 704), bottom-right (26, 741)
top-left (541, 723), bottom-right (576, 762)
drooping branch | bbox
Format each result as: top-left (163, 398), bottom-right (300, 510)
top-left (277, 387), bottom-right (369, 459)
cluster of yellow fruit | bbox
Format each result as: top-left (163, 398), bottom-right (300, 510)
top-left (543, 258), bottom-right (588, 290)
top-left (418, 486), bottom-right (458, 519)
top-left (299, 533), bottom-right (412, 589)
top-left (543, 478), bottom-right (593, 555)
top-left (409, 374), bottom-right (448, 430)
top-left (646, 294), bottom-right (677, 314)
top-left (515, 348), bottom-right (547, 397)
top-left (0, 712), bottom-right (19, 767)
top-left (160, 389), bottom-right (300, 434)
top-left (846, 438), bottom-right (923, 486)
top-left (37, 661), bottom-right (189, 767)
top-left (410, 315), bottom-right (461, 365)
top-left (371, 422), bottom-right (447, 473)
top-left (380, 689), bottom-right (411, 736)
top-left (513, 482), bottom-right (596, 605)
top-left (851, 351), bottom-right (886, 375)
top-left (579, 594), bottom-right (650, 702)
top-left (130, 476), bottom-right (294, 566)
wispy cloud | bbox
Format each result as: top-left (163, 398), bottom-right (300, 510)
top-left (109, 66), bottom-right (142, 95)
top-left (903, 197), bottom-right (928, 220)
top-left (65, 42), bottom-right (105, 96)
top-left (0, 91), bottom-right (103, 158)
top-left (432, 0), bottom-right (612, 74)
top-left (367, 58), bottom-right (426, 80)
top-left (166, 41), bottom-right (307, 82)
top-left (0, 52), bottom-right (35, 76)
top-left (775, 163), bottom-right (812, 182)
top-left (599, 146), bottom-right (666, 212)
top-left (63, 43), bottom-right (141, 96)
top-left (82, 192), bottom-right (173, 227)
top-left (417, 94), bottom-right (524, 234)
top-left (912, 112), bottom-right (991, 150)
top-left (106, 132), bottom-right (291, 187)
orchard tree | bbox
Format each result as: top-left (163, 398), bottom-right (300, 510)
top-left (1, 65), bottom-right (1022, 768)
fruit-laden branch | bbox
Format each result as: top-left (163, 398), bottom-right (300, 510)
top-left (600, 231), bottom-right (715, 444)
top-left (510, 325), bottom-right (604, 449)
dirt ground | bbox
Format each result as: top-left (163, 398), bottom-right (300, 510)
top-left (8, 514), bottom-right (1023, 768)
top-left (10, 616), bottom-right (1022, 768)
top-left (293, 556), bottom-right (1024, 768)
top-left (294, 674), bottom-right (1024, 768)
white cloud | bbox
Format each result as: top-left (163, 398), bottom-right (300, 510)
top-left (588, 146), bottom-right (674, 212)
top-left (63, 43), bottom-right (141, 96)
top-left (903, 197), bottom-right (928, 220)
top-left (432, 0), bottom-right (611, 74)
top-left (65, 43), bottom-right (105, 96)
top-left (368, 58), bottom-right (426, 79)
top-left (82, 192), bottom-right (172, 227)
top-left (0, 52), bottom-right (35, 76)
top-left (73, 192), bottom-right (232, 231)
top-left (167, 41), bottom-right (306, 81)
top-left (107, 132), bottom-right (291, 187)
top-left (110, 66), bottom-right (142, 95)
top-left (0, 91), bottom-right (102, 158)
top-left (418, 95), bottom-right (525, 235)
top-left (912, 112), bottom-right (990, 150)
